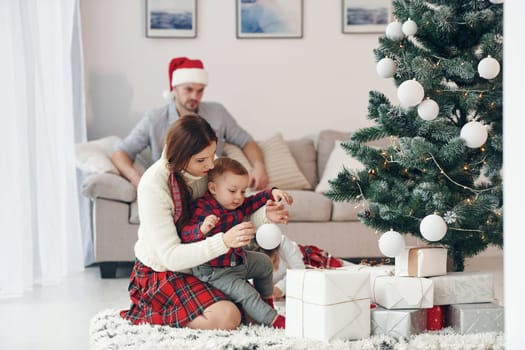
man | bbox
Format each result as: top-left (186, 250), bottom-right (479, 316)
top-left (112, 57), bottom-right (269, 189)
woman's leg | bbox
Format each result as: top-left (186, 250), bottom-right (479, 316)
top-left (186, 300), bottom-right (241, 330)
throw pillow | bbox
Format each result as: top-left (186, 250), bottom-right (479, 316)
top-left (223, 133), bottom-right (312, 190)
top-left (315, 140), bottom-right (364, 193)
top-left (75, 136), bottom-right (121, 175)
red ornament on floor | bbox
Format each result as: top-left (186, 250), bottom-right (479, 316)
top-left (427, 305), bottom-right (444, 330)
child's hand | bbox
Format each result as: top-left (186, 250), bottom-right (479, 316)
top-left (271, 189), bottom-right (293, 205)
top-left (200, 215), bottom-right (219, 235)
top-left (273, 286), bottom-right (284, 300)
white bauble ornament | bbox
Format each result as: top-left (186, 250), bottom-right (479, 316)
top-left (402, 18), bottom-right (418, 36)
top-left (378, 230), bottom-right (406, 257)
top-left (385, 21), bottom-right (404, 41)
top-left (460, 121), bottom-right (488, 148)
top-left (417, 98), bottom-right (440, 121)
top-left (489, 0), bottom-right (503, 4)
top-left (376, 58), bottom-right (397, 78)
top-left (478, 56), bottom-right (500, 79)
top-left (256, 223), bottom-right (282, 250)
top-left (420, 214), bottom-right (447, 241)
top-left (397, 80), bottom-right (425, 107)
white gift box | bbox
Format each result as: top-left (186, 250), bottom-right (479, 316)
top-left (371, 306), bottom-right (427, 338)
top-left (285, 269), bottom-right (370, 342)
top-left (395, 246), bottom-right (447, 277)
top-left (429, 272), bottom-right (494, 305)
top-left (339, 264), bottom-right (394, 297)
top-left (372, 276), bottom-right (433, 309)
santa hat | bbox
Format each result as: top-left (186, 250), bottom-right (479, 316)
top-left (163, 57), bottom-right (208, 100)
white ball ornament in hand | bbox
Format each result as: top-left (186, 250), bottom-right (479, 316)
top-left (398, 80), bottom-right (425, 107)
top-left (402, 18), bottom-right (418, 36)
top-left (385, 21), bottom-right (404, 41)
top-left (420, 214), bottom-right (447, 241)
top-left (417, 98), bottom-right (439, 121)
top-left (489, 0), bottom-right (504, 4)
top-left (376, 57), bottom-right (397, 78)
top-left (478, 56), bottom-right (500, 79)
top-left (460, 121), bottom-right (488, 148)
top-left (378, 230), bottom-right (406, 257)
top-left (256, 223), bottom-right (282, 250)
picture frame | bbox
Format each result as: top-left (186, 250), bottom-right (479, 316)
top-left (342, 0), bottom-right (392, 34)
top-left (236, 0), bottom-right (303, 39)
top-left (146, 0), bottom-right (197, 38)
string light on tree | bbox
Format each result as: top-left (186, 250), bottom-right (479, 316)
top-left (378, 229), bottom-right (406, 257)
top-left (417, 98), bottom-right (440, 120)
top-left (420, 214), bottom-right (448, 241)
top-left (385, 21), bottom-right (404, 41)
top-left (478, 56), bottom-right (501, 79)
top-left (398, 79), bottom-right (425, 107)
top-left (460, 121), bottom-right (488, 148)
top-left (376, 57), bottom-right (397, 78)
top-left (402, 18), bottom-right (418, 36)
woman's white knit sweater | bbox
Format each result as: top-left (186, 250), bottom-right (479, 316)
top-left (134, 156), bottom-right (265, 273)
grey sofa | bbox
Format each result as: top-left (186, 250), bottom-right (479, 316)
top-left (78, 130), bottom-right (424, 278)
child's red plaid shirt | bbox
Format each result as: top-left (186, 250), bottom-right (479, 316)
top-left (181, 189), bottom-right (273, 267)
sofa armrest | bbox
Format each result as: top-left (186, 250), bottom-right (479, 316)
top-left (81, 173), bottom-right (137, 203)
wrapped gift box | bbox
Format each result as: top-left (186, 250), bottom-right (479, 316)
top-left (285, 269), bottom-right (370, 342)
top-left (339, 263), bottom-right (394, 294)
top-left (429, 272), bottom-right (494, 305)
top-left (426, 305), bottom-right (445, 330)
top-left (447, 302), bottom-right (504, 334)
top-left (395, 246), bottom-right (447, 277)
top-left (372, 276), bottom-right (433, 309)
top-left (371, 306), bottom-right (427, 338)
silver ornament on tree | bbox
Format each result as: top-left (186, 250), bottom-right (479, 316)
top-left (460, 121), bottom-right (488, 148)
top-left (420, 214), bottom-right (447, 241)
top-left (385, 21), bottom-right (404, 41)
top-left (378, 229), bottom-right (406, 257)
top-left (376, 57), bottom-right (397, 78)
top-left (397, 79), bottom-right (425, 107)
top-left (402, 18), bottom-right (418, 36)
top-left (478, 56), bottom-right (501, 79)
top-left (417, 98), bottom-right (439, 121)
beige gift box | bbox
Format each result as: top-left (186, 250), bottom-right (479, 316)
top-left (395, 246), bottom-right (448, 277)
top-left (372, 275), bottom-right (434, 309)
top-left (285, 269), bottom-right (370, 342)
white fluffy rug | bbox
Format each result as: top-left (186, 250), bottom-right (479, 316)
top-left (90, 309), bottom-right (504, 350)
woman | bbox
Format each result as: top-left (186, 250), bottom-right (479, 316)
top-left (120, 115), bottom-right (288, 330)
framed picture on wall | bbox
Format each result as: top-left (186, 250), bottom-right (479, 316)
top-left (146, 0), bottom-right (197, 38)
top-left (342, 0), bottom-right (392, 34)
top-left (236, 0), bottom-right (303, 39)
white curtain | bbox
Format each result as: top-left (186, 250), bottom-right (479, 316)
top-left (0, 0), bottom-right (84, 298)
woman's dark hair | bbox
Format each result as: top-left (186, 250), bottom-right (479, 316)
top-left (165, 114), bottom-right (217, 228)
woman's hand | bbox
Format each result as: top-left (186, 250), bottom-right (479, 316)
top-left (222, 221), bottom-right (256, 248)
top-left (265, 200), bottom-right (290, 224)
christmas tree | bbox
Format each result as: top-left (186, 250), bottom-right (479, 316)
top-left (327, 0), bottom-right (503, 271)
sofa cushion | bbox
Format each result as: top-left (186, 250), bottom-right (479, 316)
top-left (223, 133), bottom-right (312, 190)
top-left (315, 140), bottom-right (365, 193)
top-left (286, 137), bottom-right (317, 188)
top-left (81, 173), bottom-right (137, 203)
top-left (317, 130), bottom-right (351, 179)
top-left (75, 136), bottom-right (121, 174)
top-left (129, 200), bottom-right (140, 224)
top-left (285, 190), bottom-right (332, 222)
top-left (331, 201), bottom-right (360, 221)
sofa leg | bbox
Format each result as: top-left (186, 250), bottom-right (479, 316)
top-left (99, 262), bottom-right (118, 278)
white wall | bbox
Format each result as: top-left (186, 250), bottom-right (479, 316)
top-left (80, 0), bottom-right (397, 140)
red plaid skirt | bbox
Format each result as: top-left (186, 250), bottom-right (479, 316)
top-left (120, 260), bottom-right (227, 327)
